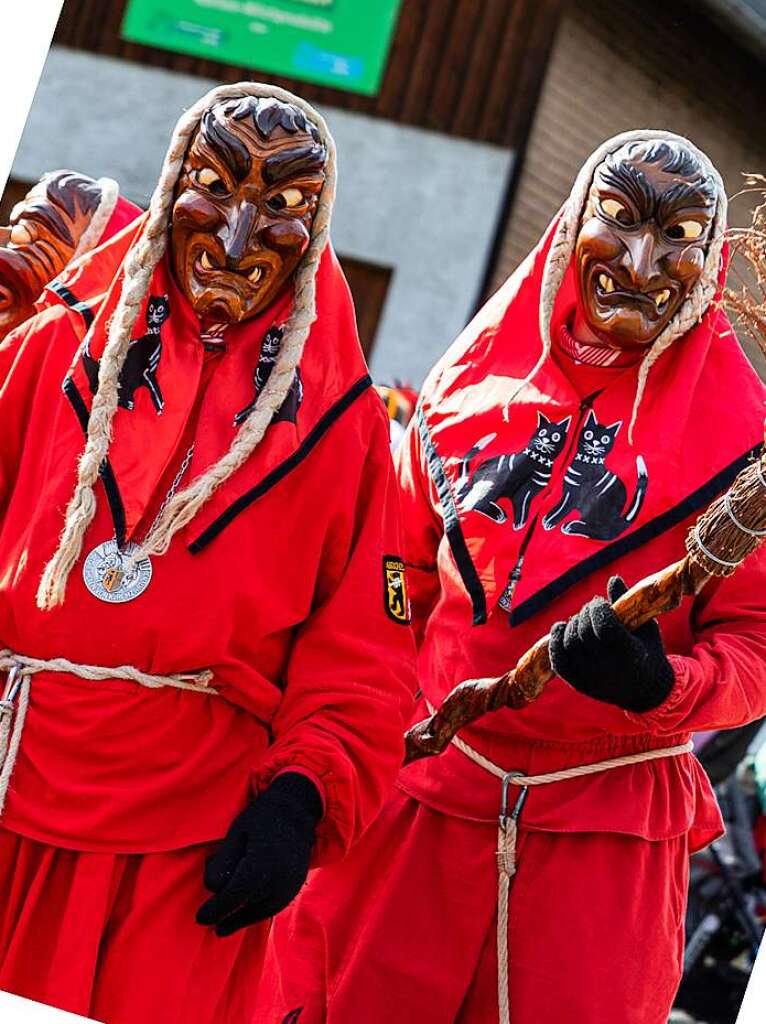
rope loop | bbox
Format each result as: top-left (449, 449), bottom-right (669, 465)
top-left (723, 491), bottom-right (766, 538)
top-left (447, 723), bottom-right (693, 1024)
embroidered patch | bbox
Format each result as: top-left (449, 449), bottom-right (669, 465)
top-left (383, 555), bottom-right (411, 625)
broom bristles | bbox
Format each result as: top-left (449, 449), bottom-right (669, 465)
top-left (688, 453), bottom-right (766, 576)
top-left (689, 181), bottom-right (766, 576)
top-left (724, 173), bottom-right (766, 360)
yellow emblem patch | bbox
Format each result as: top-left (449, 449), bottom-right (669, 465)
top-left (383, 555), bottom-right (411, 625)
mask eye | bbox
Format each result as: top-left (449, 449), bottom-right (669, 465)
top-left (9, 222), bottom-right (33, 245)
top-left (268, 187), bottom-right (306, 213)
top-left (666, 220), bottom-right (705, 241)
top-left (195, 167), bottom-right (228, 196)
top-left (599, 198), bottom-right (631, 224)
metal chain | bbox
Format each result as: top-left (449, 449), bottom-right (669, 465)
top-left (139, 442), bottom-right (196, 544)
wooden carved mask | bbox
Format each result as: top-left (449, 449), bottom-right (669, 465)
top-left (0, 170), bottom-right (104, 340)
top-left (170, 96), bottom-right (328, 324)
top-left (574, 140), bottom-right (718, 348)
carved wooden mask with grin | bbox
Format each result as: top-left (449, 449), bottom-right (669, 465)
top-left (170, 96), bottom-right (328, 324)
top-left (574, 140), bottom-right (718, 349)
top-left (0, 170), bottom-right (104, 340)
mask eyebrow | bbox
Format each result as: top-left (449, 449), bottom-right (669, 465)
top-left (596, 159), bottom-right (655, 218)
top-left (198, 110), bottom-right (252, 180)
top-left (262, 143), bottom-right (327, 186)
top-left (656, 180), bottom-right (715, 223)
top-left (20, 202), bottom-right (74, 248)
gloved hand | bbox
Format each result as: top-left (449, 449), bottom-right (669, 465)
top-left (549, 576), bottom-right (675, 713)
top-left (196, 771), bottom-right (322, 937)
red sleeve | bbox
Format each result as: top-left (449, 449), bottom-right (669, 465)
top-left (627, 543), bottom-right (766, 735)
top-left (254, 399), bottom-right (418, 865)
top-left (394, 416), bottom-right (442, 648)
top-left (0, 312), bottom-right (60, 515)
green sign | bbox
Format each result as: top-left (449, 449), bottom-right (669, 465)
top-left (121, 0), bottom-right (403, 96)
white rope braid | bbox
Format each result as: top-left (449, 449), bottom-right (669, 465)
top-left (37, 83), bottom-right (337, 609)
top-left (508, 130), bottom-right (727, 443)
top-left (444, 712), bottom-right (692, 1024)
top-left (72, 176), bottom-right (120, 260)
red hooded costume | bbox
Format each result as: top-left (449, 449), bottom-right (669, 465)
top-left (15, 176), bottom-right (141, 339)
top-left (0, 86), bottom-right (415, 1024)
top-left (73, 179), bottom-right (142, 250)
top-left (259, 131), bottom-right (766, 1023)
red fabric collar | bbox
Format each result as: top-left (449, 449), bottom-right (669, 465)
top-left (553, 323), bottom-right (640, 399)
top-left (557, 322), bottom-right (641, 368)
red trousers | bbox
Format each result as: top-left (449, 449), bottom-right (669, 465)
top-left (0, 828), bottom-right (266, 1024)
top-left (259, 789), bottom-right (690, 1023)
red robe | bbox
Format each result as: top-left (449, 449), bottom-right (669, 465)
top-left (0, 219), bottom-right (416, 1021)
top-left (258, 215), bottom-right (766, 1022)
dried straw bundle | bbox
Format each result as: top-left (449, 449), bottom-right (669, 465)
top-left (725, 174), bottom-right (766, 358)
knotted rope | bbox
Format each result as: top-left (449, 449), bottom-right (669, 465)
top-left (431, 704), bottom-right (692, 1024)
top-left (37, 82), bottom-right (338, 610)
top-left (0, 650), bottom-right (214, 817)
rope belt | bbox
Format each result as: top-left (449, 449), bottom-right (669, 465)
top-left (0, 649), bottom-right (214, 818)
top-left (432, 707), bottom-right (693, 1024)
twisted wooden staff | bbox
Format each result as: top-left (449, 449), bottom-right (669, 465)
top-left (405, 185), bottom-right (766, 765)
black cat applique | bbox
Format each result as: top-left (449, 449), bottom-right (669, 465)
top-left (83, 294), bottom-right (168, 414)
top-left (542, 410), bottom-right (648, 540)
top-left (234, 325), bottom-right (303, 427)
top-left (457, 412), bottom-right (571, 529)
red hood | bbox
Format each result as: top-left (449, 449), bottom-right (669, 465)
top-left (98, 193), bottom-right (142, 244)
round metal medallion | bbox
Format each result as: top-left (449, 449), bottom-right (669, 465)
top-left (82, 540), bottom-right (152, 604)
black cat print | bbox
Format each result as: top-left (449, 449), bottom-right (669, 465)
top-left (83, 294), bottom-right (168, 414)
top-left (457, 408), bottom-right (648, 542)
top-left (542, 410), bottom-right (648, 541)
top-left (233, 325), bottom-right (304, 427)
top-left (457, 412), bottom-right (572, 529)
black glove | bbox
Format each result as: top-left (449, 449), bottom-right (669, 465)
top-left (196, 772), bottom-right (322, 937)
top-left (549, 576), bottom-right (674, 713)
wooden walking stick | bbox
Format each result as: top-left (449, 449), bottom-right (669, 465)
top-left (405, 180), bottom-right (766, 766)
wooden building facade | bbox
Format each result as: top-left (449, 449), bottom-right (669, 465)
top-left (6, 0), bottom-right (765, 375)
top-left (0, 0), bottom-right (562, 370)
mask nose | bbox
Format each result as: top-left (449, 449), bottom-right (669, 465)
top-left (619, 230), bottom-right (662, 291)
top-left (223, 202), bottom-right (261, 269)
